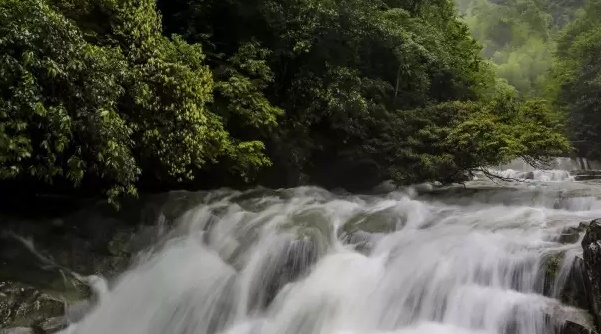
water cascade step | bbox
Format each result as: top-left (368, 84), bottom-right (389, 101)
top-left (4, 163), bottom-right (601, 334)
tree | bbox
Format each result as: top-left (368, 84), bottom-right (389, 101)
top-left (456, 0), bottom-right (583, 97)
top-left (0, 0), bottom-right (138, 201)
top-left (159, 0), bottom-right (570, 188)
top-left (0, 0), bottom-right (572, 201)
top-left (1, 0), bottom-right (279, 202)
top-left (550, 0), bottom-right (601, 159)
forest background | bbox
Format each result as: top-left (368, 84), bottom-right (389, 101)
top-left (1, 0), bottom-right (598, 205)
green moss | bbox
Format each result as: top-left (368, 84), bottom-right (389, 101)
top-left (545, 253), bottom-right (563, 279)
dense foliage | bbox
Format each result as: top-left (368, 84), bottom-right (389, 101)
top-left (0, 0), bottom-right (571, 201)
top-left (550, 0), bottom-right (601, 159)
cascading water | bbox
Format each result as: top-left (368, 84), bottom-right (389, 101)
top-left (484, 169), bottom-right (575, 182)
top-left (58, 172), bottom-right (601, 334)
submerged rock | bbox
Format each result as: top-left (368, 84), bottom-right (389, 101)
top-left (582, 219), bottom-right (601, 330)
top-left (340, 207), bottom-right (401, 235)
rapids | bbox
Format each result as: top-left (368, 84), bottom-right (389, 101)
top-left (59, 167), bottom-right (601, 334)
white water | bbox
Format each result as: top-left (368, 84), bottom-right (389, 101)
top-left (498, 157), bottom-right (601, 171)
top-left (60, 173), bottom-right (601, 334)
top-left (483, 169), bottom-right (575, 182)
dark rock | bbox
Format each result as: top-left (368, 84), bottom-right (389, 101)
top-left (338, 208), bottom-right (401, 255)
top-left (561, 255), bottom-right (591, 312)
top-left (0, 282), bottom-right (64, 329)
top-left (559, 319), bottom-right (597, 334)
top-left (36, 316), bottom-right (68, 333)
top-left (261, 239), bottom-right (321, 310)
top-left (572, 170), bottom-right (601, 181)
top-left (581, 219), bottom-right (601, 330)
top-left (341, 230), bottom-right (378, 255)
top-left (340, 207), bottom-right (401, 236)
top-left (561, 227), bottom-right (583, 244)
top-left (536, 251), bottom-right (590, 313)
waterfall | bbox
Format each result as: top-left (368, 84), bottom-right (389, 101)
top-left (56, 174), bottom-right (601, 334)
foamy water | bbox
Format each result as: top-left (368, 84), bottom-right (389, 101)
top-left (59, 174), bottom-right (601, 334)
top-left (481, 169), bottom-right (574, 182)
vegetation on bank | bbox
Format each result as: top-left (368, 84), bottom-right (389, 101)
top-left (457, 0), bottom-right (601, 162)
top-left (549, 0), bottom-right (601, 160)
top-left (0, 0), bottom-right (574, 202)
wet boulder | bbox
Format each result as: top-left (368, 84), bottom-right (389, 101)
top-left (0, 282), bottom-right (65, 331)
top-left (340, 207), bottom-right (401, 235)
top-left (561, 256), bottom-right (590, 311)
top-left (338, 207), bottom-right (401, 254)
top-left (560, 227), bottom-right (583, 244)
top-left (581, 219), bottom-right (601, 330)
top-left (559, 319), bottom-right (597, 334)
top-left (262, 238), bottom-right (321, 308)
top-left (544, 302), bottom-right (598, 334)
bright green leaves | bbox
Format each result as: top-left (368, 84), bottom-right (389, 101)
top-left (127, 43), bottom-right (215, 180)
top-left (1, 0), bottom-right (572, 198)
top-left (447, 98), bottom-right (570, 170)
top-left (0, 0), bottom-right (137, 200)
top-left (370, 97), bottom-right (570, 185)
top-left (212, 41), bottom-right (283, 129)
top-left (1, 0), bottom-right (278, 202)
top-left (157, 0), bottom-right (569, 189)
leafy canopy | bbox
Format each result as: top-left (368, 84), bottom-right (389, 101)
top-left (0, 0), bottom-right (571, 200)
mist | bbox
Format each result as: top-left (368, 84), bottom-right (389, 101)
top-left (455, 0), bottom-right (583, 96)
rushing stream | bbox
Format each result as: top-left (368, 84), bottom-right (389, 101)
top-left (55, 164), bottom-right (601, 334)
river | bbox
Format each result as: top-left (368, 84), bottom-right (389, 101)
top-left (40, 159), bottom-right (601, 334)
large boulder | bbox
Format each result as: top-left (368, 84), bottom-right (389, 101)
top-left (0, 282), bottom-right (65, 331)
top-left (581, 218), bottom-right (601, 330)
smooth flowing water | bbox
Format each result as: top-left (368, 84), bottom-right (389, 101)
top-left (61, 169), bottom-right (601, 334)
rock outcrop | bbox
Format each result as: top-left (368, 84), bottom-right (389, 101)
top-left (572, 170), bottom-right (601, 181)
top-left (560, 226), bottom-right (584, 244)
top-left (581, 219), bottom-right (601, 330)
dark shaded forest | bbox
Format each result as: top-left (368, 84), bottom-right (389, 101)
top-left (2, 0), bottom-right (598, 204)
